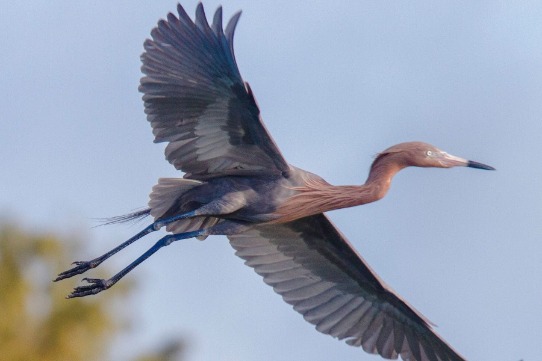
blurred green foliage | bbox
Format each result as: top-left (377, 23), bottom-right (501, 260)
top-left (0, 222), bottom-right (186, 361)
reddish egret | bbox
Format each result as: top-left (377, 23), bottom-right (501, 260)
top-left (55, 4), bottom-right (494, 361)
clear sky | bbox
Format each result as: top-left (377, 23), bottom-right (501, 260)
top-left (1, 1), bottom-right (541, 360)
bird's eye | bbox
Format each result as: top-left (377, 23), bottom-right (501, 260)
top-left (426, 150), bottom-right (433, 157)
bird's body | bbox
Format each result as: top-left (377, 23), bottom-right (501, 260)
top-left (151, 166), bottom-right (364, 229)
top-left (152, 140), bottom-right (475, 230)
top-left (55, 4), bottom-right (494, 361)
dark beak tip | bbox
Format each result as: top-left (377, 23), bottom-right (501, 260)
top-left (467, 160), bottom-right (496, 171)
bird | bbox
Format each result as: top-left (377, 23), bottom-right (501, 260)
top-left (55, 3), bottom-right (494, 361)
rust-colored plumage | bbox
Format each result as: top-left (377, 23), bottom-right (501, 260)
top-left (274, 141), bottom-right (488, 223)
top-left (55, 5), bottom-right (494, 361)
top-left (273, 175), bottom-right (388, 224)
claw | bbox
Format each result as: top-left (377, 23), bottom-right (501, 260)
top-left (54, 259), bottom-right (103, 282)
top-left (66, 278), bottom-right (112, 298)
top-left (59, 229), bottom-right (204, 299)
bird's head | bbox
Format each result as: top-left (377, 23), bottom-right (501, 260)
top-left (376, 141), bottom-right (495, 170)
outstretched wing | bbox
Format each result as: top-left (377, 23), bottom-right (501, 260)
top-left (140, 4), bottom-right (289, 180)
top-left (229, 214), bottom-right (465, 361)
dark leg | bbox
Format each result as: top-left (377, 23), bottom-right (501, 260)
top-left (67, 229), bottom-right (205, 298)
top-left (54, 210), bottom-right (198, 281)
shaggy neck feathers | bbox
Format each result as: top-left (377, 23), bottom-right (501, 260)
top-left (273, 154), bottom-right (406, 223)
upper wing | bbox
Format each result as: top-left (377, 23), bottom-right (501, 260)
top-left (228, 214), bottom-right (465, 361)
top-left (140, 4), bottom-right (289, 180)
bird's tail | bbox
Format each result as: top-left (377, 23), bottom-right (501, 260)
top-left (96, 178), bottom-right (217, 241)
top-left (95, 208), bottom-right (151, 226)
top-left (149, 178), bottom-right (218, 240)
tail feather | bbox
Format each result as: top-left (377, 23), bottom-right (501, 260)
top-left (98, 178), bottom-right (217, 236)
top-left (150, 178), bottom-right (221, 238)
top-left (149, 178), bottom-right (203, 219)
top-left (96, 208), bottom-right (151, 226)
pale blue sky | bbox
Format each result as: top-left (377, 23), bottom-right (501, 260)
top-left (1, 1), bottom-right (541, 360)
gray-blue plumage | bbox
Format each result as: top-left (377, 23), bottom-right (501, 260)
top-left (54, 4), bottom-right (495, 361)
top-left (140, 3), bottom-right (288, 179)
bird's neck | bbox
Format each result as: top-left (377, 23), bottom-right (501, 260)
top-left (362, 154), bottom-right (406, 203)
top-left (272, 159), bottom-right (405, 223)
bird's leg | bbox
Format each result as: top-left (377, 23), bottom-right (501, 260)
top-left (54, 210), bottom-right (198, 281)
top-left (66, 229), bottom-right (206, 298)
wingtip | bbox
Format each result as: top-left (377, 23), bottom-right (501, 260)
top-left (225, 10), bottom-right (242, 39)
top-left (176, 3), bottom-right (187, 17)
top-left (212, 5), bottom-right (223, 32)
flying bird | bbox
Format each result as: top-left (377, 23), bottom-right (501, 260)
top-left (55, 4), bottom-right (494, 361)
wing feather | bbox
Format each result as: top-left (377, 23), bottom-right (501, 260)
top-left (228, 214), bottom-right (466, 361)
top-left (140, 4), bottom-right (289, 179)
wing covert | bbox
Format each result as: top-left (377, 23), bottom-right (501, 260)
top-left (140, 4), bottom-right (289, 179)
top-left (228, 214), bottom-right (465, 361)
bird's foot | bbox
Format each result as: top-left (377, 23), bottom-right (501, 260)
top-left (66, 278), bottom-right (113, 298)
top-left (54, 259), bottom-right (103, 282)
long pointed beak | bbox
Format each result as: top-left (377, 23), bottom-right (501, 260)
top-left (467, 160), bottom-right (495, 170)
top-left (441, 153), bottom-right (495, 170)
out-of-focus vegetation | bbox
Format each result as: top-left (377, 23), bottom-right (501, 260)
top-left (0, 222), bottom-right (186, 361)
